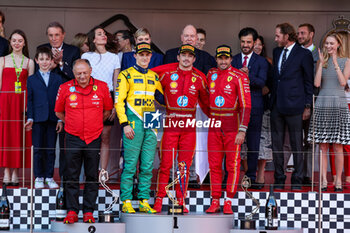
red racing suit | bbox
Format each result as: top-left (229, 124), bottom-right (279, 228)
top-left (207, 65), bottom-right (251, 199)
top-left (152, 63), bottom-right (209, 199)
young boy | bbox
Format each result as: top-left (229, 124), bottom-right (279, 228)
top-left (25, 47), bottom-right (63, 189)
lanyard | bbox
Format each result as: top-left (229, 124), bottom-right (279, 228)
top-left (11, 53), bottom-right (24, 82)
top-left (177, 161), bottom-right (187, 198)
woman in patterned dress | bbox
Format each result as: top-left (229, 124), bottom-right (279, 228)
top-left (309, 33), bottom-right (350, 191)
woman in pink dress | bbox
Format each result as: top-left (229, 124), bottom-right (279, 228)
top-left (0, 29), bottom-right (34, 186)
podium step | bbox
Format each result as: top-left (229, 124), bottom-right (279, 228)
top-left (0, 231), bottom-right (65, 233)
top-left (50, 220), bottom-right (125, 233)
top-left (120, 212), bottom-right (234, 233)
top-left (230, 228), bottom-right (304, 233)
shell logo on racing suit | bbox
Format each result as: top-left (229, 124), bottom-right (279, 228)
top-left (177, 95), bottom-right (189, 107)
top-left (215, 96), bottom-right (225, 107)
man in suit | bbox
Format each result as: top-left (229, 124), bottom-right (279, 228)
top-left (25, 47), bottom-right (63, 189)
top-left (232, 27), bottom-right (268, 189)
top-left (37, 21), bottom-right (80, 83)
top-left (0, 10), bottom-right (8, 56)
top-left (37, 22), bottom-right (80, 179)
top-left (297, 23), bottom-right (319, 186)
top-left (270, 23), bottom-right (314, 190)
top-left (163, 24), bottom-right (216, 75)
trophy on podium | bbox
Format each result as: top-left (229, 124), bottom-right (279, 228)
top-left (165, 161), bottom-right (187, 215)
top-left (98, 169), bottom-right (119, 223)
top-left (240, 175), bottom-right (260, 229)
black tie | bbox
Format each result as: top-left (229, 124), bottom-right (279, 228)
top-left (280, 48), bottom-right (288, 73)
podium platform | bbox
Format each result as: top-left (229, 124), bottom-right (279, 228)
top-left (50, 220), bottom-right (125, 233)
top-left (230, 228), bottom-right (304, 233)
top-left (120, 212), bottom-right (234, 233)
top-left (0, 231), bottom-right (64, 233)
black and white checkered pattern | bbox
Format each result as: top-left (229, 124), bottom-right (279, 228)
top-left (5, 188), bottom-right (350, 232)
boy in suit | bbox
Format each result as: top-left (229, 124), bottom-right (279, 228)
top-left (25, 47), bottom-right (63, 189)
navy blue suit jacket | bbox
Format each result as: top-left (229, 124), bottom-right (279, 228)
top-left (121, 51), bottom-right (163, 71)
top-left (163, 47), bottom-right (216, 74)
top-left (270, 44), bottom-right (314, 115)
top-left (27, 71), bottom-right (63, 122)
top-left (0, 36), bottom-right (9, 57)
top-left (232, 52), bottom-right (268, 115)
top-left (36, 43), bottom-right (80, 83)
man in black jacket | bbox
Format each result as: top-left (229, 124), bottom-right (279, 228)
top-left (270, 23), bottom-right (314, 191)
top-left (163, 24), bottom-right (215, 75)
top-left (37, 22), bottom-right (80, 179)
top-left (37, 21), bottom-right (80, 83)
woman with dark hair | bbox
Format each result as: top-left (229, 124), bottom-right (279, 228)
top-left (114, 30), bottom-right (134, 65)
top-left (82, 26), bottom-right (120, 170)
top-left (308, 32), bottom-right (350, 192)
top-left (252, 35), bottom-right (273, 189)
top-left (254, 35), bottom-right (272, 64)
top-left (0, 29), bottom-right (34, 186)
top-left (71, 33), bottom-right (89, 55)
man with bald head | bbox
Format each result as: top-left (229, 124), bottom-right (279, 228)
top-left (163, 24), bottom-right (215, 75)
top-left (55, 59), bottom-right (113, 223)
top-left (163, 25), bottom-right (215, 189)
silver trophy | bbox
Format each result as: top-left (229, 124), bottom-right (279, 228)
top-left (98, 169), bottom-right (119, 223)
top-left (240, 175), bottom-right (260, 229)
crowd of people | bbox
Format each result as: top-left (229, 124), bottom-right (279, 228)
top-left (1, 8), bottom-right (350, 222)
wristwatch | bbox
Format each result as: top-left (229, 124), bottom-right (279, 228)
top-left (59, 61), bottom-right (64, 67)
top-left (305, 104), bottom-right (311, 109)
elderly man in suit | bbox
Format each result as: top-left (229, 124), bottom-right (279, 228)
top-left (270, 23), bottom-right (314, 191)
top-left (37, 22), bottom-right (80, 179)
top-left (37, 21), bottom-right (80, 82)
top-left (232, 27), bottom-right (268, 189)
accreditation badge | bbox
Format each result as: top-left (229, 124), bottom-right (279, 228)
top-left (15, 81), bottom-right (22, 94)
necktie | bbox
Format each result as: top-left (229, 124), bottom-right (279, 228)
top-left (242, 55), bottom-right (248, 67)
top-left (280, 48), bottom-right (288, 73)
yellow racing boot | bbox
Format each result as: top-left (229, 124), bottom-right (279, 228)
top-left (122, 200), bottom-right (136, 214)
top-left (139, 199), bottom-right (157, 214)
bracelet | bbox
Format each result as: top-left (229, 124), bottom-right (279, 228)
top-left (335, 66), bottom-right (340, 71)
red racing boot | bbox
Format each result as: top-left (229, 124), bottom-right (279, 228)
top-left (83, 212), bottom-right (95, 223)
top-left (153, 197), bottom-right (163, 213)
top-left (206, 199), bottom-right (220, 213)
top-left (64, 211), bottom-right (78, 224)
top-left (223, 200), bottom-right (233, 215)
top-left (178, 198), bottom-right (189, 213)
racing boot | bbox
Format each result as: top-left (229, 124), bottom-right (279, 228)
top-left (153, 197), bottom-right (163, 213)
top-left (122, 200), bottom-right (136, 214)
top-left (205, 199), bottom-right (220, 213)
top-left (223, 199), bottom-right (233, 215)
top-left (139, 199), bottom-right (156, 214)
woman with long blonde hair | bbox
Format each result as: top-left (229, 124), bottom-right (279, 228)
top-left (308, 32), bottom-right (350, 192)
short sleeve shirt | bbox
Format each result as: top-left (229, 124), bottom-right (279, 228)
top-left (55, 78), bottom-right (113, 144)
top-left (82, 52), bottom-right (120, 91)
